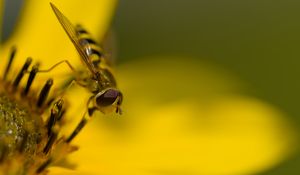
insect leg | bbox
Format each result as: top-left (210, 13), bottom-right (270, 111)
top-left (66, 96), bottom-right (94, 143)
top-left (31, 59), bottom-right (87, 106)
top-left (48, 77), bottom-right (87, 109)
top-left (31, 59), bottom-right (89, 89)
top-left (36, 59), bottom-right (76, 74)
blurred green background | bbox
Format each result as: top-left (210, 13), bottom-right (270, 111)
top-left (115, 1), bottom-right (300, 174)
top-left (2, 0), bottom-right (300, 174)
top-left (114, 2), bottom-right (300, 173)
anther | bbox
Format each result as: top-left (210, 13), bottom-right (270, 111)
top-left (43, 132), bottom-right (57, 154)
top-left (36, 158), bottom-right (52, 173)
top-left (57, 109), bottom-right (66, 121)
top-left (23, 63), bottom-right (39, 96)
top-left (37, 79), bottom-right (53, 107)
top-left (3, 46), bottom-right (16, 80)
top-left (13, 57), bottom-right (32, 89)
top-left (47, 99), bottom-right (63, 136)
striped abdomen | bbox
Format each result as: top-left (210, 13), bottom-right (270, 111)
top-left (75, 25), bottom-right (117, 88)
top-left (76, 25), bottom-right (104, 69)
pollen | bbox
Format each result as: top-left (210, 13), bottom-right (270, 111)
top-left (0, 47), bottom-right (81, 175)
top-left (0, 93), bottom-right (44, 161)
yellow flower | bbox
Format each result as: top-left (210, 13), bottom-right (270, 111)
top-left (0, 0), bottom-right (117, 174)
top-left (0, 0), bottom-right (297, 175)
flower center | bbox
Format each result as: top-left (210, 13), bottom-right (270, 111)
top-left (0, 47), bottom-right (79, 174)
top-left (0, 93), bottom-right (45, 162)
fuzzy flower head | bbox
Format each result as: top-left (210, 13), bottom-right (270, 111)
top-left (0, 0), bottom-right (117, 174)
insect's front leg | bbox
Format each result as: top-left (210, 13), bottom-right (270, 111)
top-left (35, 60), bottom-right (76, 74)
top-left (26, 59), bottom-right (87, 86)
top-left (31, 60), bottom-right (88, 102)
top-left (66, 95), bottom-right (95, 143)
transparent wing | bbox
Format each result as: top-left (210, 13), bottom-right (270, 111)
top-left (50, 3), bottom-right (98, 74)
top-left (102, 29), bottom-right (118, 66)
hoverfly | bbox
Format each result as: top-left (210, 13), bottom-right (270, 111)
top-left (50, 3), bottom-right (123, 142)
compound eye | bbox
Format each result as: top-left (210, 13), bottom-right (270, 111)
top-left (96, 89), bottom-right (119, 107)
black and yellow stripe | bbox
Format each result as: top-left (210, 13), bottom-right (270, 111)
top-left (75, 25), bottom-right (106, 68)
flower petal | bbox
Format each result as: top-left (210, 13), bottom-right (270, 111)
top-left (67, 57), bottom-right (296, 174)
top-left (0, 0), bottom-right (117, 75)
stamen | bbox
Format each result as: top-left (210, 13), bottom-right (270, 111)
top-left (23, 63), bottom-right (39, 96)
top-left (3, 46), bottom-right (16, 80)
top-left (13, 57), bottom-right (32, 89)
top-left (47, 99), bottom-right (63, 136)
top-left (37, 79), bottom-right (53, 107)
top-left (43, 132), bottom-right (58, 154)
top-left (1, 43), bottom-right (86, 173)
top-left (57, 109), bottom-right (66, 121)
top-left (36, 158), bottom-right (52, 173)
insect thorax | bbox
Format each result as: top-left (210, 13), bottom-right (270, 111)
top-left (76, 67), bottom-right (117, 94)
